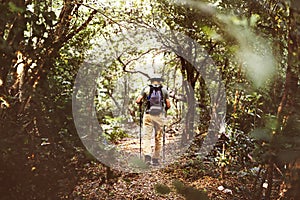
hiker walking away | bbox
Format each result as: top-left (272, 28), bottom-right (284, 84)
top-left (136, 78), bottom-right (171, 166)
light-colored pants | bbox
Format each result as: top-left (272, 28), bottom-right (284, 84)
top-left (143, 113), bottom-right (164, 159)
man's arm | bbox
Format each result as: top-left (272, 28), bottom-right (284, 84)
top-left (136, 86), bottom-right (147, 104)
top-left (163, 88), bottom-right (171, 109)
top-left (136, 95), bottom-right (144, 104)
top-left (165, 98), bottom-right (171, 109)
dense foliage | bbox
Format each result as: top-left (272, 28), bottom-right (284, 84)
top-left (0, 0), bottom-right (299, 199)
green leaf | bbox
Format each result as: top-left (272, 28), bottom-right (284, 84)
top-left (173, 180), bottom-right (209, 200)
top-left (128, 157), bottom-right (149, 170)
top-left (250, 14), bottom-right (260, 27)
top-left (154, 183), bottom-right (171, 195)
top-left (265, 115), bottom-right (278, 131)
top-left (250, 128), bottom-right (272, 142)
top-left (8, 2), bottom-right (24, 13)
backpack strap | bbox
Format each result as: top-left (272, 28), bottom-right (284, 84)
top-left (147, 85), bottom-right (154, 100)
top-left (158, 85), bottom-right (164, 102)
top-left (146, 85), bottom-right (154, 110)
top-left (160, 86), bottom-right (165, 108)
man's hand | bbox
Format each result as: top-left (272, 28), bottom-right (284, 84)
top-left (136, 95), bottom-right (143, 104)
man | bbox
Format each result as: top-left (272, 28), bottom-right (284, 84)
top-left (136, 77), bottom-right (171, 166)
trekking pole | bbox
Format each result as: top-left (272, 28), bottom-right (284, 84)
top-left (139, 103), bottom-right (142, 159)
top-left (162, 108), bottom-right (167, 162)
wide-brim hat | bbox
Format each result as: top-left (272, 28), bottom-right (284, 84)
top-left (149, 77), bottom-right (164, 82)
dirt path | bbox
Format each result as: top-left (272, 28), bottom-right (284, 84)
top-left (115, 119), bottom-right (190, 169)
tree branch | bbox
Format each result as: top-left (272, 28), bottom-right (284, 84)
top-left (116, 50), bottom-right (158, 79)
top-left (64, 9), bottom-right (97, 43)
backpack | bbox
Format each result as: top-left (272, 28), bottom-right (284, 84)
top-left (146, 85), bottom-right (164, 115)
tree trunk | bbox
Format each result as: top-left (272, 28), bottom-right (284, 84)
top-left (179, 57), bottom-right (198, 145)
top-left (278, 1), bottom-right (300, 198)
top-left (0, 0), bottom-right (26, 94)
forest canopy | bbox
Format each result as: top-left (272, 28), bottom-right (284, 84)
top-left (0, 0), bottom-right (299, 199)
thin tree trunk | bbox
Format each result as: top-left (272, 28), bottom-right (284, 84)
top-left (179, 57), bottom-right (197, 145)
top-left (277, 1), bottom-right (300, 198)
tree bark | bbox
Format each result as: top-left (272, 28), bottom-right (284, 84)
top-left (278, 1), bottom-right (300, 198)
top-left (0, 0), bottom-right (26, 94)
top-left (179, 57), bottom-right (197, 145)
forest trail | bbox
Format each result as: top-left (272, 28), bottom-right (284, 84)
top-left (68, 120), bottom-right (258, 199)
top-left (115, 118), bottom-right (189, 168)
top-left (70, 140), bottom-right (246, 200)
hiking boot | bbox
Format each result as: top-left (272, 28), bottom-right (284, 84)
top-left (144, 155), bottom-right (151, 165)
top-left (152, 158), bottom-right (160, 166)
